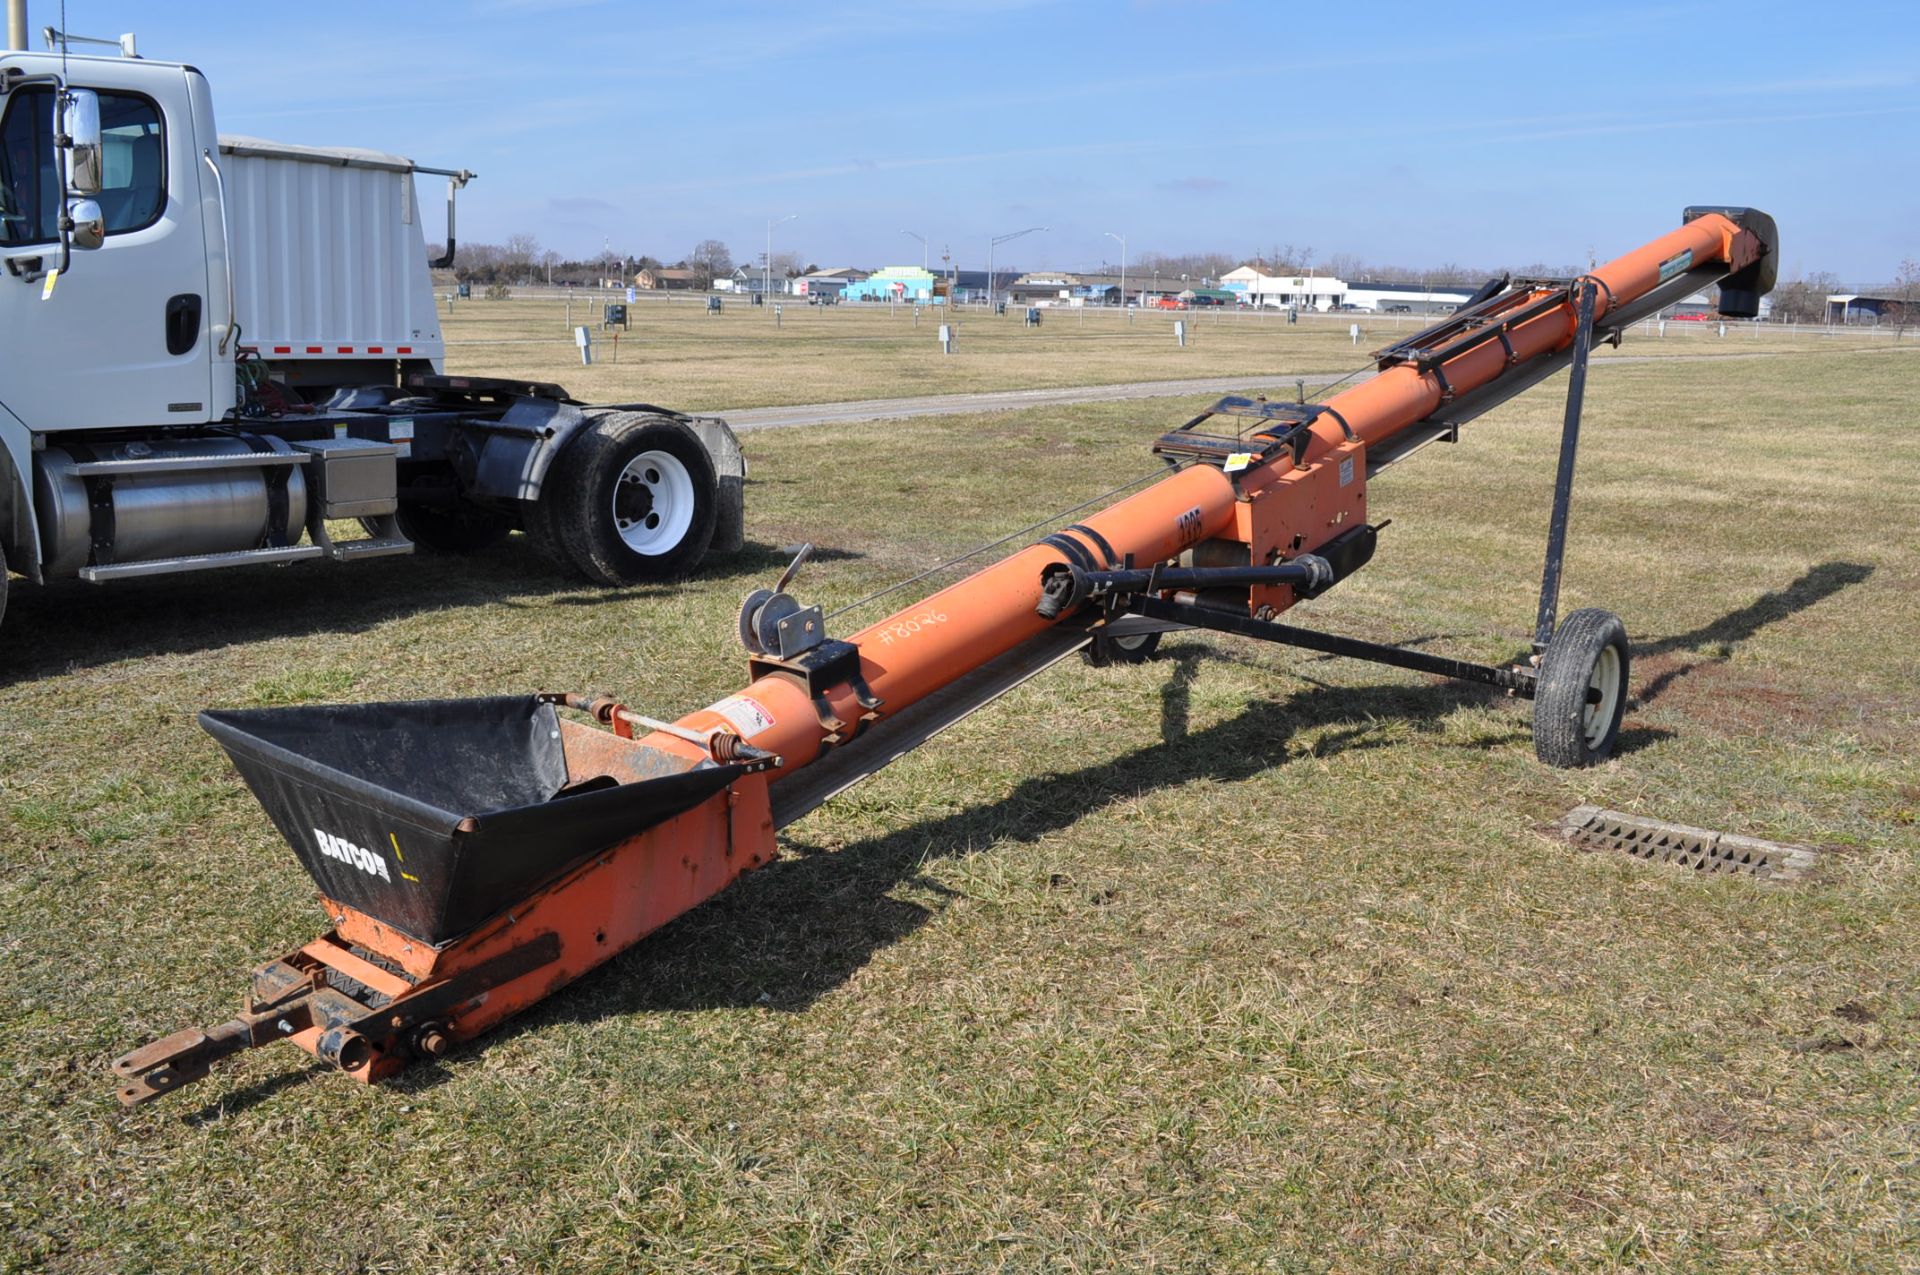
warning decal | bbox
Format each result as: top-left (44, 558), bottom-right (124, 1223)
top-left (1657, 248), bottom-right (1693, 282)
top-left (712, 694), bottom-right (776, 738)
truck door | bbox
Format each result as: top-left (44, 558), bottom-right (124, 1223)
top-left (0, 76), bottom-right (214, 431)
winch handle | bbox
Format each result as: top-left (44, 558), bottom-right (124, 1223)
top-left (775, 542), bottom-right (815, 594)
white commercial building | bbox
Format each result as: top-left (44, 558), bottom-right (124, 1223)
top-left (1219, 266), bottom-right (1347, 311)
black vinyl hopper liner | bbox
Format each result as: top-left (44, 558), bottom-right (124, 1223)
top-left (200, 695), bottom-right (741, 946)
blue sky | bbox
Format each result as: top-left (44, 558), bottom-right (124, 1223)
top-left (52, 0), bottom-right (1920, 282)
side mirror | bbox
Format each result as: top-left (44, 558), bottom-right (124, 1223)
top-left (61, 90), bottom-right (103, 195)
top-left (67, 198), bottom-right (105, 250)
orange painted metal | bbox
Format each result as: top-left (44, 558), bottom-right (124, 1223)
top-left (658, 214), bottom-right (1756, 778)
top-left (128, 214), bottom-right (1762, 1098)
top-left (301, 722), bottom-right (778, 1083)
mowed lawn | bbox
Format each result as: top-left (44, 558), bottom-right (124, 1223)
top-left (433, 290), bottom-right (1905, 413)
top-left (1, 345), bottom-right (1916, 1272)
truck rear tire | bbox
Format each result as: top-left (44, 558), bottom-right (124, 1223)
top-left (0, 542), bottom-right (8, 631)
top-left (539, 412), bottom-right (719, 585)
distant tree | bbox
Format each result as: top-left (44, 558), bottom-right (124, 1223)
top-left (1770, 271), bottom-right (1843, 325)
top-left (454, 240), bottom-right (504, 283)
top-left (501, 232), bottom-right (541, 283)
top-left (1139, 250), bottom-right (1247, 283)
top-left (1891, 257), bottom-right (1918, 338)
top-left (690, 239), bottom-right (733, 289)
top-left (1325, 252), bottom-right (1366, 281)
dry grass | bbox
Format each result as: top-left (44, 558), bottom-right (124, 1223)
top-left (1, 340), bottom-right (1916, 1272)
top-left (435, 291), bottom-right (1908, 413)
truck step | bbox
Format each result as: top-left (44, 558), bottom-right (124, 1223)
top-left (69, 452), bottom-right (307, 477)
top-left (79, 545), bottom-right (326, 582)
top-left (326, 537), bottom-right (412, 563)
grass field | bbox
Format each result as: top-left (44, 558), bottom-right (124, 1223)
top-left (1, 334), bottom-right (1917, 1270)
top-left (434, 290), bottom-right (1909, 412)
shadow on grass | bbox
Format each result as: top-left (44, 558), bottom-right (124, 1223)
top-left (1635, 561), bottom-right (1872, 705)
top-left (0, 538), bottom-right (853, 686)
top-left (492, 646), bottom-right (1521, 1043)
top-left (180, 1060), bottom-right (331, 1124)
top-left (183, 569), bottom-right (1853, 1107)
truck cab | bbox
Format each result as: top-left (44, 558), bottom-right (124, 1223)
top-left (0, 40), bottom-right (743, 633)
top-left (2, 51), bottom-right (234, 580)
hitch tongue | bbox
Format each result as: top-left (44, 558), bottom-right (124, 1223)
top-left (111, 998), bottom-right (312, 1106)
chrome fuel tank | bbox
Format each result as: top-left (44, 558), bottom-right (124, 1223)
top-left (34, 437), bottom-right (309, 578)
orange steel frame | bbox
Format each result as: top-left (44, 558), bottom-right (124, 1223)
top-left (115, 212), bottom-right (1769, 1101)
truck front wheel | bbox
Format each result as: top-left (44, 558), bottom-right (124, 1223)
top-left (539, 412), bottom-right (719, 585)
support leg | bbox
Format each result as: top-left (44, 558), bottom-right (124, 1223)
top-left (1534, 278), bottom-right (1599, 652)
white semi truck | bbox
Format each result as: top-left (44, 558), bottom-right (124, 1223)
top-left (0, 27), bottom-right (744, 632)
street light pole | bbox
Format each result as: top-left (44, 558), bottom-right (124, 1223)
top-left (1104, 230), bottom-right (1126, 309)
top-left (766, 213), bottom-right (796, 310)
top-left (902, 230), bottom-right (928, 271)
top-left (988, 225), bottom-right (1048, 310)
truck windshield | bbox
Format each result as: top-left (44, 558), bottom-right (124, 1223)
top-left (0, 87), bottom-right (164, 246)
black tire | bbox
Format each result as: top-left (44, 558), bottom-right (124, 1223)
top-left (0, 541), bottom-right (8, 632)
top-left (1083, 628), bottom-right (1162, 668)
top-left (521, 473), bottom-right (573, 568)
top-left (366, 502), bottom-right (512, 554)
top-left (1532, 607), bottom-right (1630, 768)
top-left (539, 412), bottom-right (719, 585)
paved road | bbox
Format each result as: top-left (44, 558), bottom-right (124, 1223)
top-left (716, 345), bottom-right (1914, 431)
top-left (721, 373), bottom-right (1356, 432)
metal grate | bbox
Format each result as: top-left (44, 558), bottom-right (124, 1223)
top-left (1553, 805), bottom-right (1819, 882)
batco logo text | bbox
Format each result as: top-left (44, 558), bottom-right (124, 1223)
top-left (313, 828), bottom-right (392, 882)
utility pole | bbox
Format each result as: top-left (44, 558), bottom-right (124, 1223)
top-left (1105, 231), bottom-right (1126, 309)
top-left (766, 213), bottom-right (796, 310)
top-left (902, 229), bottom-right (928, 271)
top-left (988, 226), bottom-right (1047, 310)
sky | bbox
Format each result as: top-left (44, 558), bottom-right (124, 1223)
top-left (38, 0), bottom-right (1920, 284)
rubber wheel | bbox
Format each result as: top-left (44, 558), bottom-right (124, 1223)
top-left (0, 541), bottom-right (8, 632)
top-left (322, 944), bottom-right (410, 1011)
top-left (1532, 607), bottom-right (1630, 768)
top-left (522, 474), bottom-right (572, 568)
top-left (1083, 628), bottom-right (1162, 668)
top-left (539, 412), bottom-right (719, 585)
top-left (365, 501), bottom-right (512, 554)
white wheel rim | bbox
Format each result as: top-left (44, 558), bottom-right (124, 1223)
top-left (612, 449), bottom-right (695, 556)
top-left (1583, 644), bottom-right (1623, 749)
top-left (1114, 632), bottom-right (1152, 652)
